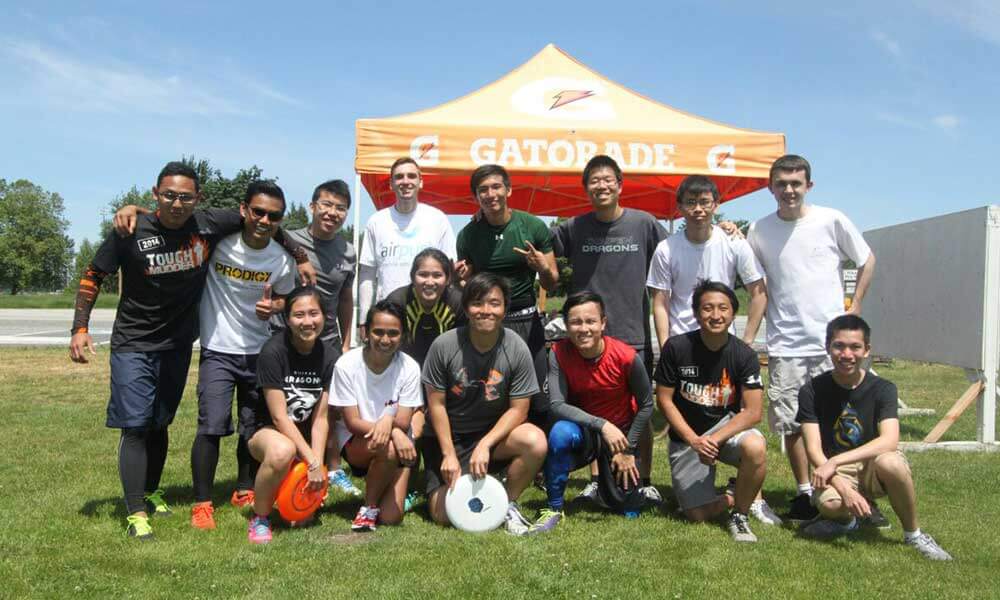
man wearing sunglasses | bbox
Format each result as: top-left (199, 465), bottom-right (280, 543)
top-left (189, 180), bottom-right (297, 530)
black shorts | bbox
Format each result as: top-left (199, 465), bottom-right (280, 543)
top-left (421, 432), bottom-right (512, 495)
top-left (107, 347), bottom-right (193, 430)
top-left (504, 310), bottom-right (550, 416)
top-left (196, 348), bottom-right (259, 437)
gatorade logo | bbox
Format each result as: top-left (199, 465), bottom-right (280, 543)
top-left (707, 145), bottom-right (736, 174)
top-left (511, 77), bottom-right (615, 121)
top-left (410, 135), bottom-right (440, 166)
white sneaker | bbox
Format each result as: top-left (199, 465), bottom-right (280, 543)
top-left (639, 486), bottom-right (663, 506)
top-left (749, 499), bottom-right (783, 526)
top-left (504, 502), bottom-right (531, 536)
top-left (727, 512), bottom-right (757, 543)
top-left (574, 481), bottom-right (599, 503)
top-left (908, 533), bottom-right (953, 561)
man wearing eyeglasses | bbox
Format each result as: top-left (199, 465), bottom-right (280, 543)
top-left (647, 175), bottom-right (767, 351)
top-left (69, 162), bottom-right (314, 540)
top-left (273, 179), bottom-right (363, 498)
top-left (189, 180), bottom-right (296, 530)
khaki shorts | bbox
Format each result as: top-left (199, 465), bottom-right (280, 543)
top-left (766, 355), bottom-right (832, 435)
top-left (813, 451), bottom-right (910, 506)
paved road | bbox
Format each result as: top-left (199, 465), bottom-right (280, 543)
top-left (0, 309), bottom-right (116, 346)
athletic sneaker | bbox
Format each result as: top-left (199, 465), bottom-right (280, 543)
top-left (907, 533), bottom-right (953, 561)
top-left (504, 502), bottom-right (532, 536)
top-left (785, 492), bottom-right (819, 523)
top-left (749, 499), bottom-right (783, 526)
top-left (351, 505), bottom-right (379, 532)
top-left (727, 512), bottom-right (757, 543)
top-left (529, 508), bottom-right (563, 534)
top-left (230, 490), bottom-right (255, 510)
top-left (144, 489), bottom-right (172, 516)
top-left (639, 485), bottom-right (663, 506)
top-left (190, 501), bottom-right (216, 530)
top-left (861, 501), bottom-right (891, 529)
top-left (329, 469), bottom-right (363, 497)
top-left (247, 515), bottom-right (272, 544)
top-left (403, 491), bottom-right (420, 513)
top-left (574, 481), bottom-right (599, 503)
top-left (125, 514), bottom-right (153, 541)
top-left (802, 517), bottom-right (859, 538)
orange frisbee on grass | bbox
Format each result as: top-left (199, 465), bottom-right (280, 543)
top-left (275, 460), bottom-right (328, 522)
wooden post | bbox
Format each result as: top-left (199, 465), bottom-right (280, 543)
top-left (923, 380), bottom-right (985, 443)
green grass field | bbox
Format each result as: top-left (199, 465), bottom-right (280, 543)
top-left (1, 348), bottom-right (996, 599)
top-left (0, 290), bottom-right (119, 309)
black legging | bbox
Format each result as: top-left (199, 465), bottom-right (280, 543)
top-left (118, 427), bottom-right (169, 515)
top-left (191, 433), bottom-right (257, 502)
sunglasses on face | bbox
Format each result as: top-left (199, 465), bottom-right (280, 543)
top-left (249, 207), bottom-right (284, 221)
top-left (159, 190), bottom-right (197, 204)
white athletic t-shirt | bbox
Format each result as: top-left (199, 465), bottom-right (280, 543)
top-left (747, 205), bottom-right (871, 357)
top-left (359, 203), bottom-right (456, 301)
top-left (328, 347), bottom-right (423, 450)
top-left (646, 226), bottom-right (763, 337)
top-left (200, 233), bottom-right (296, 354)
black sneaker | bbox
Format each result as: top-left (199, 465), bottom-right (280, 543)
top-left (784, 492), bottom-right (819, 523)
top-left (861, 501), bottom-right (891, 529)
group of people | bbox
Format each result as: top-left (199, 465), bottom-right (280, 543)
top-left (67, 152), bottom-right (951, 560)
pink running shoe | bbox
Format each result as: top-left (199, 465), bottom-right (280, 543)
top-left (247, 514), bottom-right (272, 544)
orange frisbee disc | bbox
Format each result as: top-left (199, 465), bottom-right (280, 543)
top-left (275, 460), bottom-right (328, 522)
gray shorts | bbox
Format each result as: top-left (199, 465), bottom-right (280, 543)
top-left (668, 416), bottom-right (764, 511)
top-left (196, 348), bottom-right (259, 437)
top-left (766, 355), bottom-right (832, 435)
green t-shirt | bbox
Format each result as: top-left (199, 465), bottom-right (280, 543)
top-left (456, 210), bottom-right (553, 309)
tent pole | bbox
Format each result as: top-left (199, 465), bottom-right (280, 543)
top-left (352, 173), bottom-right (362, 349)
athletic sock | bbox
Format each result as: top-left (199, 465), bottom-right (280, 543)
top-left (590, 474), bottom-right (599, 483)
top-left (904, 528), bottom-right (922, 542)
top-left (191, 434), bottom-right (221, 502)
top-left (119, 429), bottom-right (149, 515)
top-left (144, 427), bottom-right (169, 494)
top-left (797, 483), bottom-right (813, 496)
top-left (641, 478), bottom-right (651, 488)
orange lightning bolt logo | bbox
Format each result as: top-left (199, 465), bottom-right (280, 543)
top-left (715, 151), bottom-right (732, 168)
top-left (418, 142), bottom-right (437, 160)
top-left (550, 90), bottom-right (595, 110)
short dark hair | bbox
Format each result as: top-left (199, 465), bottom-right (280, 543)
top-left (311, 179), bottom-right (351, 207)
top-left (470, 164), bottom-right (511, 196)
top-left (826, 314), bottom-right (871, 347)
top-left (461, 272), bottom-right (510, 312)
top-left (390, 157), bottom-right (420, 178)
top-left (157, 161), bottom-right (200, 192)
top-left (561, 291), bottom-right (606, 321)
top-left (364, 299), bottom-right (406, 330)
top-left (691, 279), bottom-right (739, 315)
top-left (283, 285), bottom-right (326, 320)
top-left (582, 154), bottom-right (623, 188)
top-left (676, 175), bottom-right (719, 205)
top-left (244, 179), bottom-right (286, 212)
top-left (410, 247), bottom-right (453, 282)
top-left (769, 154), bottom-right (812, 184)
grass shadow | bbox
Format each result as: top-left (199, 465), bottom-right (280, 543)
top-left (78, 478), bottom-right (245, 520)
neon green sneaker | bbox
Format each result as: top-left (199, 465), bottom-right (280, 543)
top-left (126, 514), bottom-right (154, 541)
top-left (144, 489), bottom-right (172, 516)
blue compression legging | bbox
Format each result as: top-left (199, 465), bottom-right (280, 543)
top-left (544, 420), bottom-right (586, 511)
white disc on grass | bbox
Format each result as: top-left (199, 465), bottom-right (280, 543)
top-left (445, 474), bottom-right (509, 533)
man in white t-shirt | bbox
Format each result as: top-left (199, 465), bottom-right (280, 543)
top-left (647, 175), bottom-right (767, 349)
top-left (190, 180), bottom-right (297, 530)
top-left (358, 158), bottom-right (456, 320)
top-left (329, 300), bottom-right (423, 531)
top-left (746, 154), bottom-right (876, 522)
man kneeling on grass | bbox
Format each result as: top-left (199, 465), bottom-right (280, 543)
top-left (532, 291), bottom-right (653, 532)
top-left (655, 280), bottom-right (775, 543)
top-left (330, 300), bottom-right (423, 531)
top-left (421, 272), bottom-right (549, 535)
top-left (798, 315), bottom-right (952, 560)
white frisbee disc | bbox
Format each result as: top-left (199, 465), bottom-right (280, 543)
top-left (445, 474), bottom-right (509, 533)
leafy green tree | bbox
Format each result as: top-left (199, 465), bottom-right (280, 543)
top-left (0, 179), bottom-right (74, 294)
top-left (283, 202), bottom-right (309, 230)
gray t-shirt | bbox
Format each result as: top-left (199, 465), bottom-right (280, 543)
top-left (271, 227), bottom-right (356, 344)
top-left (552, 208), bottom-right (666, 350)
top-left (422, 327), bottom-right (539, 437)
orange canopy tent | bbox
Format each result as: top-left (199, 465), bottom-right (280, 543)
top-left (355, 44), bottom-right (785, 219)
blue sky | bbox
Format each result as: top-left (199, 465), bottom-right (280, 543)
top-left (2, 0), bottom-right (997, 247)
